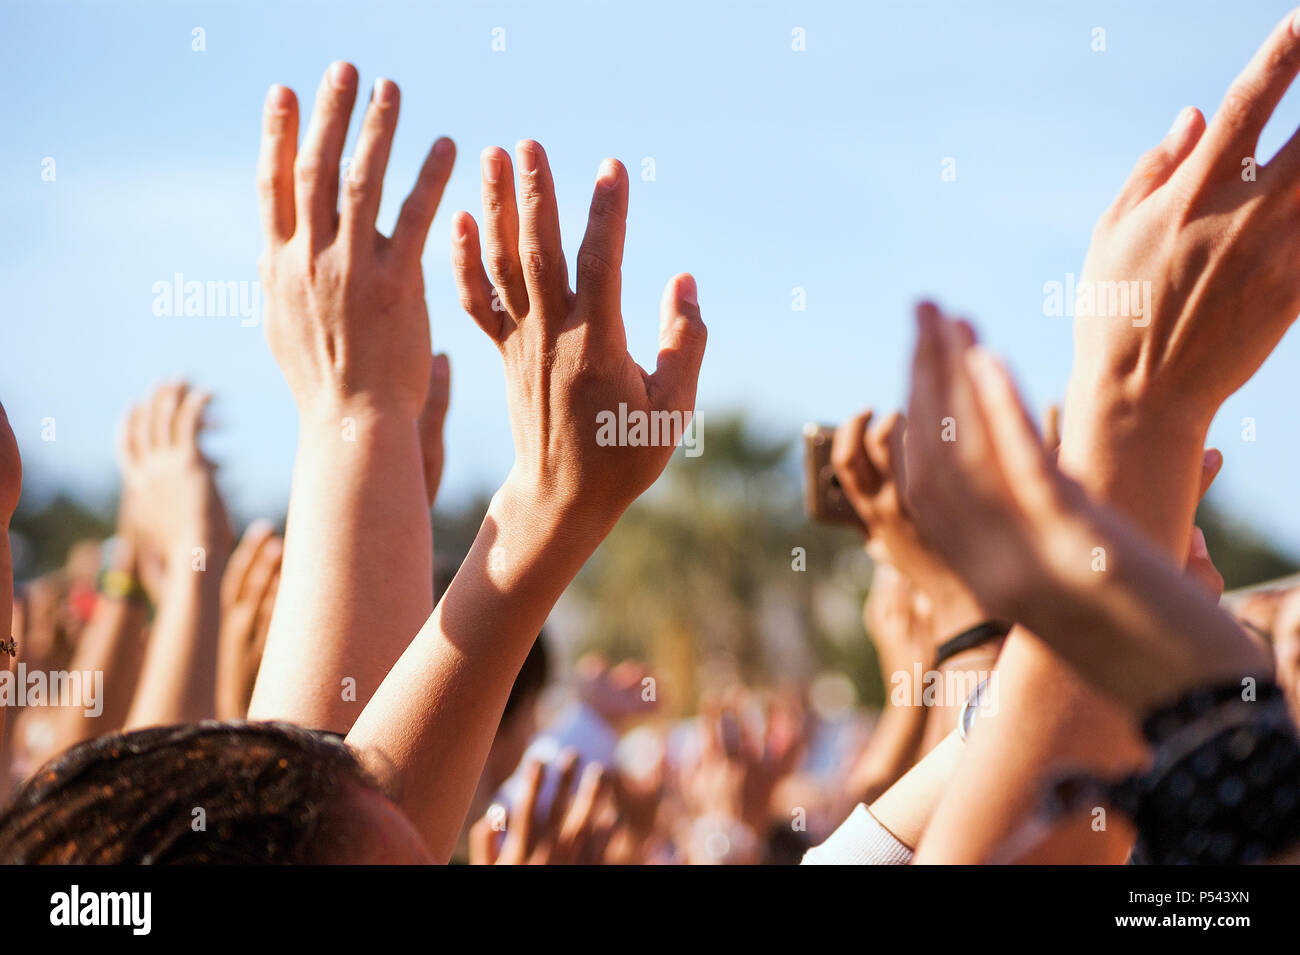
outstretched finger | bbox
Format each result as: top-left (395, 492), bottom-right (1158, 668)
top-left (339, 77), bottom-right (401, 248)
top-left (257, 85), bottom-right (299, 245)
top-left (1192, 11), bottom-right (1300, 179)
top-left (477, 147), bottom-right (528, 317)
top-left (450, 212), bottom-right (508, 342)
top-left (390, 136), bottom-right (456, 264)
top-left (648, 273), bottom-right (707, 414)
top-left (575, 159), bottom-right (629, 333)
top-left (294, 61), bottom-right (359, 248)
top-left (515, 140), bottom-right (569, 317)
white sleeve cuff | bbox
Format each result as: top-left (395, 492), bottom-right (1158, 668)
top-left (801, 804), bottom-right (914, 865)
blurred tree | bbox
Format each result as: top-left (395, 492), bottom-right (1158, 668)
top-left (570, 412), bottom-right (882, 714)
top-left (10, 493), bottom-right (112, 579)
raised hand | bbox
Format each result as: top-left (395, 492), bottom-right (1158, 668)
top-left (119, 383), bottom-right (232, 728)
top-left (119, 383), bottom-right (232, 569)
top-left (903, 303), bottom-right (1269, 712)
top-left (451, 143), bottom-right (706, 525)
top-left (469, 754), bottom-right (614, 865)
top-left (575, 653), bottom-right (658, 730)
top-left (217, 521), bottom-right (282, 720)
top-left (346, 139), bottom-right (707, 863)
top-left (682, 691), bottom-right (805, 843)
top-left (863, 562), bottom-right (932, 677)
top-left (257, 65), bottom-right (454, 419)
top-left (1065, 11), bottom-right (1300, 552)
top-left (1074, 11), bottom-right (1300, 416)
top-left (831, 408), bottom-right (988, 640)
top-left (248, 64), bottom-right (450, 732)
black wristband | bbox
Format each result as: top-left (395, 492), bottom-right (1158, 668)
top-left (1046, 678), bottom-right (1300, 864)
top-left (933, 620), bottom-right (1011, 668)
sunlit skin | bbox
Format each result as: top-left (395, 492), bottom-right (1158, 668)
top-left (918, 10), bottom-right (1300, 865)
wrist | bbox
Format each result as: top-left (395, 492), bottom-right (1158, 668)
top-left (1060, 378), bottom-right (1208, 557)
top-left (1063, 366), bottom-right (1210, 458)
top-left (496, 469), bottom-right (620, 553)
top-left (924, 585), bottom-right (988, 641)
top-left (296, 393), bottom-right (421, 436)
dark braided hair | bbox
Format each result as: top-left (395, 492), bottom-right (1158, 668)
top-left (0, 721), bottom-right (374, 863)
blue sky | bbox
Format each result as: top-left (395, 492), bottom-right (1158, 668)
top-left (3, 0), bottom-right (1300, 555)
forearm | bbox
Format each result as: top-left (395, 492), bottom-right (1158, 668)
top-left (1060, 379), bottom-right (1209, 555)
top-left (125, 548), bottom-right (225, 728)
top-left (845, 693), bottom-right (928, 806)
top-left (248, 402), bottom-right (431, 732)
top-left (915, 391), bottom-right (1207, 863)
top-left (1013, 516), bottom-right (1271, 713)
top-left (347, 478), bottom-right (608, 862)
top-left (915, 637), bottom-right (1143, 863)
top-left (869, 730), bottom-right (964, 850)
top-left (39, 593), bottom-right (147, 756)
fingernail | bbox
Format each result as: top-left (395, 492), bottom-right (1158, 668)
top-left (373, 77), bottom-right (398, 105)
top-left (1204, 447), bottom-right (1222, 472)
top-left (434, 137), bottom-right (453, 160)
top-left (1168, 106), bottom-right (1192, 135)
top-left (481, 152), bottom-right (502, 183)
top-left (679, 274), bottom-right (698, 306)
top-left (517, 141), bottom-right (540, 173)
top-left (1291, 9), bottom-right (1300, 38)
top-left (915, 302), bottom-right (938, 332)
top-left (266, 84), bottom-right (294, 111)
top-left (597, 158), bottom-right (620, 185)
top-left (328, 61), bottom-right (354, 90)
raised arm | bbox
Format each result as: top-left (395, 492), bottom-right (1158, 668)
top-left (918, 11), bottom-right (1300, 864)
top-left (830, 409), bottom-right (1000, 750)
top-left (32, 414), bottom-right (156, 758)
top-left (904, 307), bottom-right (1274, 862)
top-left (122, 384), bottom-right (233, 728)
top-left (245, 65), bottom-right (454, 732)
top-left (346, 141), bottom-right (707, 862)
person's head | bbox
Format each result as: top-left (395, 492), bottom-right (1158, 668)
top-left (0, 721), bottom-right (431, 863)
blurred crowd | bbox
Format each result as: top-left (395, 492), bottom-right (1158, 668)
top-left (6, 11), bottom-right (1300, 866)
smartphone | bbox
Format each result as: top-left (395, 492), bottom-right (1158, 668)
top-left (802, 423), bottom-right (867, 532)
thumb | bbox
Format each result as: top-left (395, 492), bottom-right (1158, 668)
top-left (648, 273), bottom-right (707, 413)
